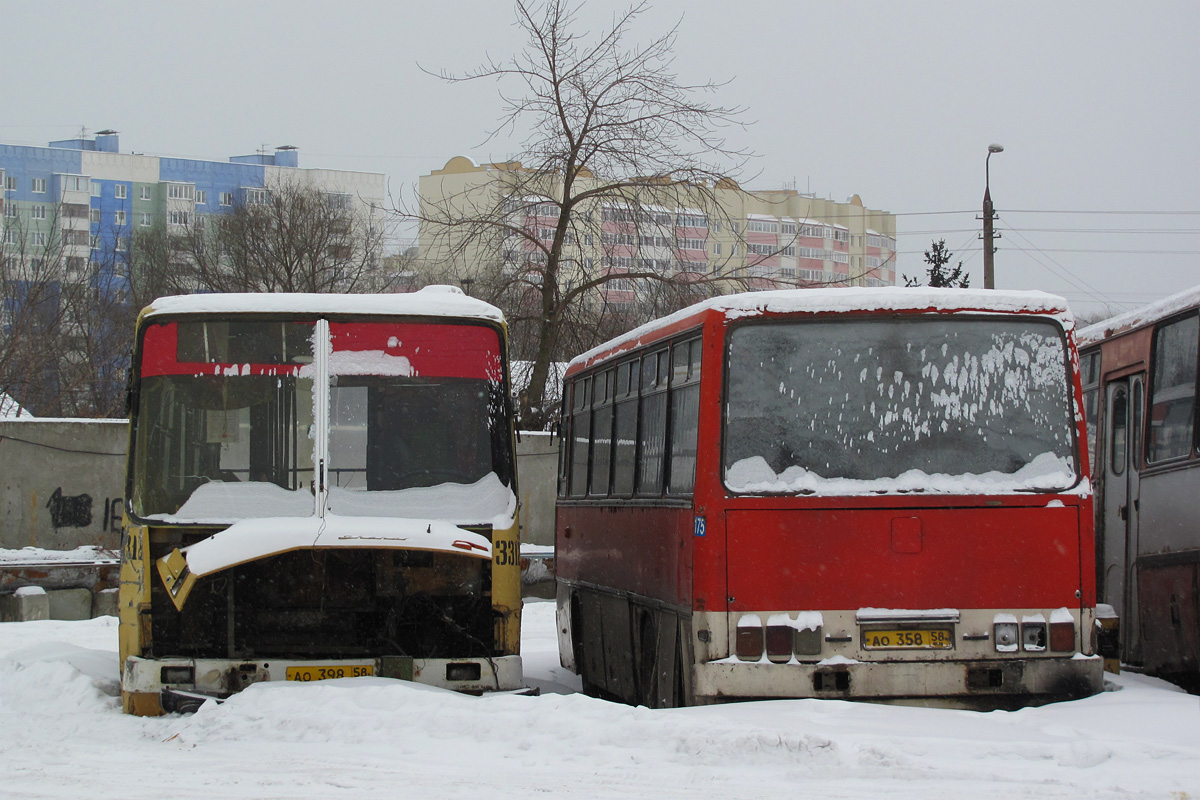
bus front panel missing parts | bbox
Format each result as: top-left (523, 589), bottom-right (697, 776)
top-left (118, 289), bottom-right (521, 715)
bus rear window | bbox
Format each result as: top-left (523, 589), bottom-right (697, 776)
top-left (724, 317), bottom-right (1078, 494)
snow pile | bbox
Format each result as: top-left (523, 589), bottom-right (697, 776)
top-left (725, 451), bottom-right (1078, 496)
top-left (1, 603), bottom-right (1197, 799)
top-left (1, 391), bottom-right (33, 419)
top-left (0, 545), bottom-right (120, 565)
top-left (144, 285), bottom-right (505, 323)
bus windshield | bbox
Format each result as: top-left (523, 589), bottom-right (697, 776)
top-left (131, 318), bottom-right (511, 522)
top-left (724, 316), bottom-right (1078, 494)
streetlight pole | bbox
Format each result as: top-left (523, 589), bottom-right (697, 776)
top-left (982, 144), bottom-right (1004, 289)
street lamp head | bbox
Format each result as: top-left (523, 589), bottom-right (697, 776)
top-left (988, 144), bottom-right (1005, 154)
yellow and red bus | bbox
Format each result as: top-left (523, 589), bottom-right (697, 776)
top-left (556, 287), bottom-right (1103, 707)
top-left (119, 287), bottom-right (522, 715)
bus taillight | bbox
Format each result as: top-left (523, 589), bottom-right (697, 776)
top-left (1049, 620), bottom-right (1076, 652)
top-left (736, 615), bottom-right (764, 661)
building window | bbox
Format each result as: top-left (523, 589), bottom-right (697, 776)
top-left (5, 203), bottom-right (18, 219)
top-left (167, 184), bottom-right (194, 201)
top-left (168, 210), bottom-right (191, 227)
top-left (31, 204), bottom-right (46, 220)
top-left (2, 229), bottom-right (16, 244)
top-left (244, 188), bottom-right (267, 205)
top-left (89, 209), bottom-right (101, 225)
top-left (711, 242), bottom-right (722, 255)
top-left (195, 190), bottom-right (207, 206)
top-left (5, 177), bottom-right (18, 191)
top-left (115, 238), bottom-right (127, 253)
top-left (91, 181), bottom-right (102, 197)
top-left (219, 192), bottom-right (233, 207)
top-left (90, 235), bottom-right (99, 250)
top-left (114, 184), bottom-right (127, 199)
top-left (140, 186), bottom-right (152, 201)
top-left (31, 232), bottom-right (46, 246)
top-left (31, 178), bottom-right (47, 193)
top-left (747, 219), bottom-right (779, 233)
top-left (140, 213), bottom-right (152, 227)
top-left (114, 210), bottom-right (127, 226)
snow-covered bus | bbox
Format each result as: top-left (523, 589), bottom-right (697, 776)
top-left (1079, 285), bottom-right (1200, 692)
top-left (555, 287), bottom-right (1103, 707)
top-left (118, 287), bottom-right (522, 715)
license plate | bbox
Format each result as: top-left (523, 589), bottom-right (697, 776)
top-left (285, 664), bottom-right (374, 682)
top-left (862, 628), bottom-right (953, 649)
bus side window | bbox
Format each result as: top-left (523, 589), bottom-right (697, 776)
top-left (612, 361), bottom-right (639, 496)
top-left (569, 377), bottom-right (592, 497)
top-left (1148, 314), bottom-right (1198, 463)
top-left (590, 369), bottom-right (614, 496)
top-left (1081, 349), bottom-right (1100, 476)
top-left (638, 350), bottom-right (668, 495)
top-left (668, 338), bottom-right (701, 495)
top-left (1110, 386), bottom-right (1127, 476)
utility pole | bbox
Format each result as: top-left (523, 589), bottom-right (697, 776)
top-left (982, 144), bottom-right (1004, 289)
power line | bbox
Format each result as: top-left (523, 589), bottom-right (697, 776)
top-left (1001, 209), bottom-right (1200, 216)
top-left (900, 227), bottom-right (1200, 235)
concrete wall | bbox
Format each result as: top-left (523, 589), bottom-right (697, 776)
top-left (516, 431), bottom-right (558, 548)
top-left (1, 419), bottom-right (560, 551)
top-left (0, 420), bottom-right (128, 551)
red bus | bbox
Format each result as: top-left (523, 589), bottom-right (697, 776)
top-left (555, 287), bottom-right (1103, 707)
top-left (1078, 285), bottom-right (1200, 692)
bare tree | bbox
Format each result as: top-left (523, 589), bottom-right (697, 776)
top-left (167, 179), bottom-right (393, 294)
top-left (410, 0), bottom-right (753, 427)
top-left (1, 201), bottom-right (83, 415)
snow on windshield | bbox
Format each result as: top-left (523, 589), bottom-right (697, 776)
top-left (150, 472), bottom-right (515, 528)
top-left (724, 316), bottom-right (1078, 494)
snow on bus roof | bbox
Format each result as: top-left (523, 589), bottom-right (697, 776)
top-left (142, 285), bottom-right (505, 322)
top-left (1077, 283), bottom-right (1200, 346)
top-left (569, 286), bottom-right (1072, 369)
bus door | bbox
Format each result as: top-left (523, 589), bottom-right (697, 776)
top-left (1101, 375), bottom-right (1144, 661)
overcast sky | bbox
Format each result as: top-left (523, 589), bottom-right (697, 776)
top-left (5, 1), bottom-right (1196, 318)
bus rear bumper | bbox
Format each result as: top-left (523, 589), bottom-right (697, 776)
top-left (122, 655), bottom-right (523, 715)
top-left (693, 655), bottom-right (1103, 705)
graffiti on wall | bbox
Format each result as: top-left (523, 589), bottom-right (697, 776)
top-left (45, 488), bottom-right (93, 529)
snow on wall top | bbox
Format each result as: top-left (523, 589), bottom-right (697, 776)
top-left (0, 392), bottom-right (33, 419)
top-left (143, 285), bottom-right (505, 323)
top-left (1077, 283), bottom-right (1200, 347)
top-left (570, 287), bottom-right (1072, 370)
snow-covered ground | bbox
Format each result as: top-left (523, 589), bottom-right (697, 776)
top-left (1, 601), bottom-right (1196, 799)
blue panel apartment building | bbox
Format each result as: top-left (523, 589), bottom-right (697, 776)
top-left (1, 132), bottom-right (386, 415)
top-left (1, 131), bottom-right (385, 290)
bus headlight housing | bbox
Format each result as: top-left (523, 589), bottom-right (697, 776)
top-left (736, 615), bottom-right (763, 661)
top-left (994, 622), bottom-right (1019, 652)
top-left (1022, 622), bottom-right (1047, 652)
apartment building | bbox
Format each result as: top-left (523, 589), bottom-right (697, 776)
top-left (1, 132), bottom-right (387, 415)
top-left (1, 131), bottom-right (386, 290)
top-left (417, 155), bottom-right (897, 301)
